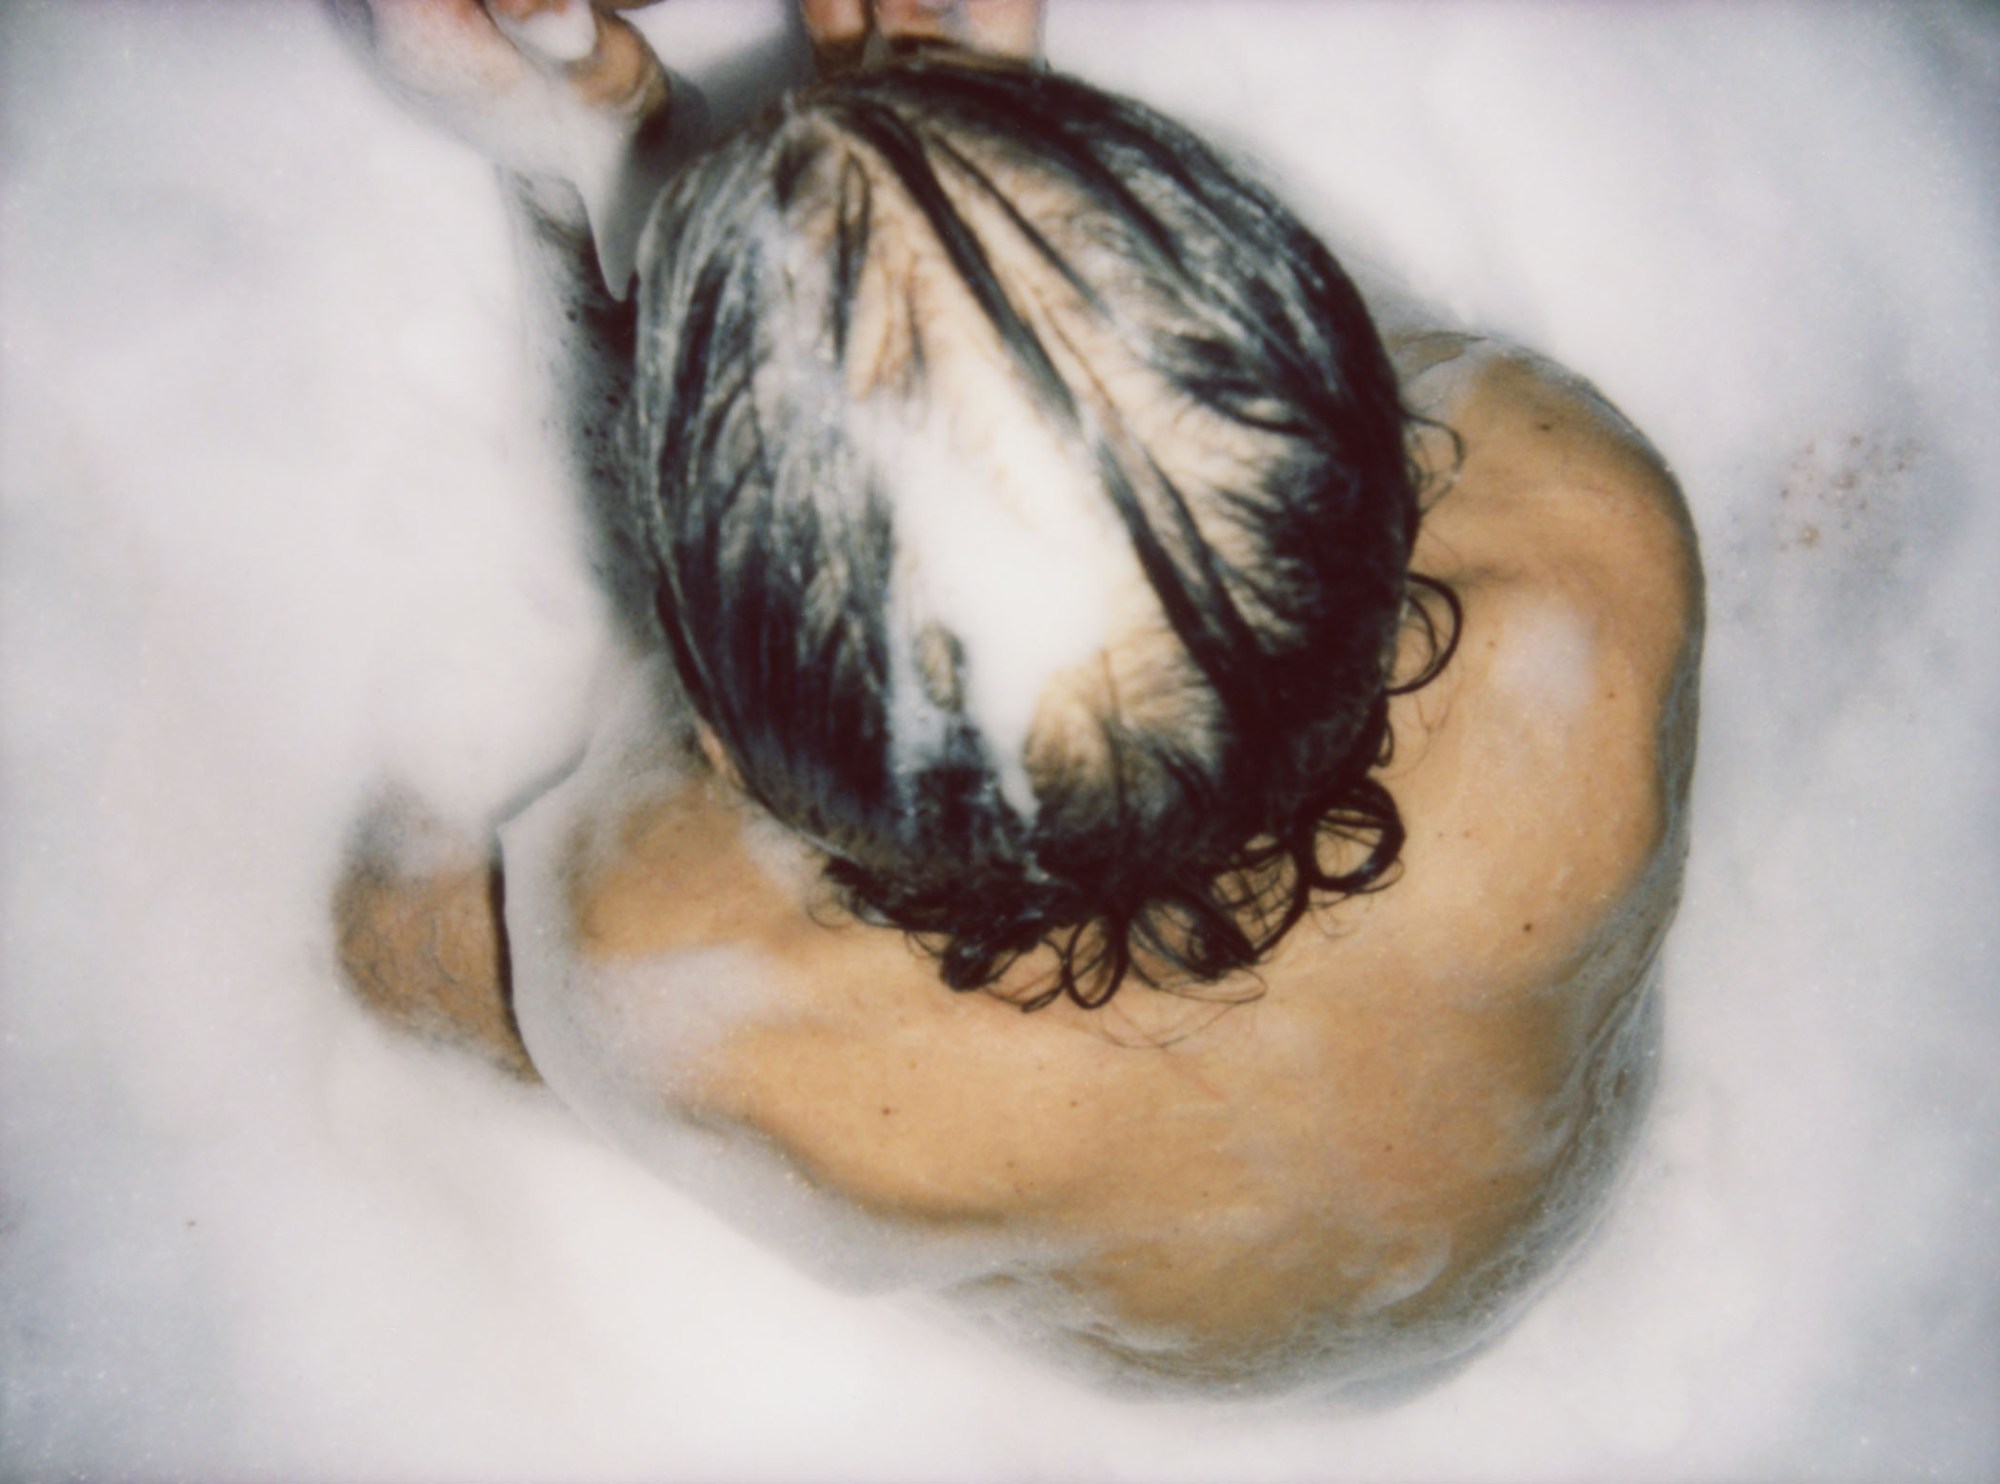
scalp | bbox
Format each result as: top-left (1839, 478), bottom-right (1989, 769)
top-left (629, 61), bottom-right (1438, 1007)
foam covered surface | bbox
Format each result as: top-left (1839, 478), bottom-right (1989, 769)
top-left (4, 2), bottom-right (1997, 1478)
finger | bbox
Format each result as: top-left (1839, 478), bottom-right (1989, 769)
top-left (487, 0), bottom-right (600, 64)
top-left (874, 0), bottom-right (1043, 65)
top-left (484, 0), bottom-right (665, 110)
top-left (567, 7), bottom-right (668, 111)
top-left (799, 0), bottom-right (870, 76)
top-left (799, 0), bottom-right (868, 42)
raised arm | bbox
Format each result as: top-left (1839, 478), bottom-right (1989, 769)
top-left (329, 1), bottom-right (1051, 1075)
top-left (330, 0), bottom-right (707, 645)
top-left (332, 1), bottom-right (1047, 274)
top-left (329, 0), bottom-right (690, 287)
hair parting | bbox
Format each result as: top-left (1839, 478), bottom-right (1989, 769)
top-left (629, 60), bottom-right (1460, 1010)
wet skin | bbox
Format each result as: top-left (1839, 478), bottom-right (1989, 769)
top-left (337, 336), bottom-right (1702, 1390)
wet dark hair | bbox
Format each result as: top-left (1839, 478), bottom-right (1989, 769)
top-left (628, 60), bottom-right (1457, 1010)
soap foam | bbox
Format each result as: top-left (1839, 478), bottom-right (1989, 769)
top-left (5, 1), bottom-right (1998, 1479)
top-left (868, 393), bottom-right (1124, 824)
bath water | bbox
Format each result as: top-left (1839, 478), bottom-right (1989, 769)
top-left (4, 2), bottom-right (1996, 1478)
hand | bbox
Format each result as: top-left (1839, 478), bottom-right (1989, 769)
top-left (331, 0), bottom-right (668, 173)
top-left (798, 0), bottom-right (1045, 75)
top-left (329, 0), bottom-right (686, 284)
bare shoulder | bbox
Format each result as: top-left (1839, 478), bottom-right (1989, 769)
top-left (1417, 342), bottom-right (1702, 679)
top-left (1384, 341), bottom-right (1704, 976)
top-left (332, 797), bottom-right (537, 1081)
top-left (1457, 346), bottom-right (1702, 779)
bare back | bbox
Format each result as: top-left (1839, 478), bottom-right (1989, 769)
top-left (323, 0), bottom-right (1700, 1400)
top-left (462, 339), bottom-right (1703, 1392)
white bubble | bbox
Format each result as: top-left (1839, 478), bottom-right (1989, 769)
top-left (5, 1), bottom-right (1997, 1479)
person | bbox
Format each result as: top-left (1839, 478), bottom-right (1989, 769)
top-left (331, 0), bottom-right (1702, 1397)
